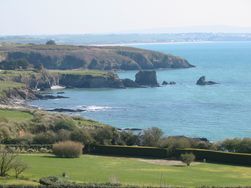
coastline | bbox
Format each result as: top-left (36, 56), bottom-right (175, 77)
top-left (91, 40), bottom-right (214, 47)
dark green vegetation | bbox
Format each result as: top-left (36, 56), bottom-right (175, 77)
top-left (2, 154), bottom-right (251, 187)
top-left (177, 148), bottom-right (251, 166)
top-left (91, 145), bottom-right (167, 158)
top-left (219, 138), bottom-right (251, 153)
top-left (0, 44), bottom-right (193, 70)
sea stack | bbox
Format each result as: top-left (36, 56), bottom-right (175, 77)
top-left (135, 70), bottom-right (159, 87)
top-left (196, 76), bottom-right (218, 85)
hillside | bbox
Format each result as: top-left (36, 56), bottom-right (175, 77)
top-left (0, 44), bottom-right (193, 70)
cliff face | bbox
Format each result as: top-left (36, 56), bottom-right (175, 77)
top-left (135, 70), bottom-right (159, 87)
top-left (0, 88), bottom-right (38, 105)
top-left (59, 73), bottom-right (124, 88)
top-left (0, 45), bottom-right (194, 71)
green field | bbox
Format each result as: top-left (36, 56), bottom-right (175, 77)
top-left (2, 154), bottom-right (250, 187)
top-left (0, 109), bottom-right (33, 121)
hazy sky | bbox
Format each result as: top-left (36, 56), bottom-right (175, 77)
top-left (1, 0), bottom-right (251, 35)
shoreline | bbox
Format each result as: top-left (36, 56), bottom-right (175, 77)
top-left (91, 40), bottom-right (215, 47)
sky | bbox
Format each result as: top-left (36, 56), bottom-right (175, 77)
top-left (0, 0), bottom-right (251, 35)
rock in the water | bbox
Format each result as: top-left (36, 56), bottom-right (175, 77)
top-left (162, 81), bottom-right (176, 85)
top-left (47, 108), bottom-right (85, 113)
top-left (37, 95), bottom-right (69, 100)
top-left (122, 79), bottom-right (140, 88)
top-left (162, 81), bottom-right (168, 85)
top-left (135, 70), bottom-right (159, 87)
top-left (196, 76), bottom-right (218, 85)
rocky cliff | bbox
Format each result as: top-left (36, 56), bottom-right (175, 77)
top-left (0, 44), bottom-right (194, 71)
top-left (135, 70), bottom-right (159, 87)
top-left (58, 72), bottom-right (124, 88)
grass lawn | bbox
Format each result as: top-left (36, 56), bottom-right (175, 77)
top-left (0, 109), bottom-right (33, 121)
top-left (3, 154), bottom-right (249, 187)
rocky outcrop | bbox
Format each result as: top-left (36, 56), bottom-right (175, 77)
top-left (10, 69), bottom-right (59, 91)
top-left (38, 95), bottom-right (68, 100)
top-left (135, 70), bottom-right (159, 87)
top-left (162, 81), bottom-right (176, 85)
top-left (59, 73), bottom-right (124, 88)
top-left (0, 45), bottom-right (194, 71)
top-left (47, 108), bottom-right (85, 113)
top-left (196, 76), bottom-right (218, 85)
top-left (122, 79), bottom-right (140, 88)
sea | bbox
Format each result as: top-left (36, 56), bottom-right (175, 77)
top-left (30, 41), bottom-right (251, 141)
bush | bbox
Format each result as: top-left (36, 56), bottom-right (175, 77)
top-left (141, 127), bottom-right (163, 147)
top-left (93, 127), bottom-right (113, 145)
top-left (54, 119), bottom-right (75, 131)
top-left (70, 129), bottom-right (92, 144)
top-left (52, 141), bottom-right (83, 158)
top-left (33, 131), bottom-right (57, 144)
top-left (180, 153), bottom-right (195, 166)
top-left (219, 138), bottom-right (251, 153)
top-left (45, 40), bottom-right (56, 45)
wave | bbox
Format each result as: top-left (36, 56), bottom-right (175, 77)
top-left (77, 105), bottom-right (113, 112)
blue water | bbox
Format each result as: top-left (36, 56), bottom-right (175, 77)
top-left (30, 41), bottom-right (251, 141)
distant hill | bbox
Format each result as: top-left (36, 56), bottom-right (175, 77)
top-left (0, 33), bottom-right (251, 45)
top-left (0, 44), bottom-right (193, 70)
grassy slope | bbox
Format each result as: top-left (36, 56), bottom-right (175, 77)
top-left (0, 108), bottom-right (106, 130)
top-left (3, 154), bottom-right (250, 187)
top-left (0, 81), bottom-right (24, 97)
top-left (49, 69), bottom-right (112, 77)
top-left (0, 109), bottom-right (33, 121)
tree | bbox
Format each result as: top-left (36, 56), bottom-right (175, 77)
top-left (46, 40), bottom-right (56, 45)
top-left (13, 159), bottom-right (28, 178)
top-left (93, 127), bottom-right (113, 145)
top-left (180, 153), bottom-right (195, 166)
top-left (141, 127), bottom-right (163, 147)
top-left (0, 148), bottom-right (17, 176)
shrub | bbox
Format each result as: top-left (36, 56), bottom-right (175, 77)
top-left (57, 129), bottom-right (71, 142)
top-left (93, 127), bottom-right (113, 145)
top-left (13, 159), bottom-right (28, 178)
top-left (219, 138), bottom-right (251, 153)
top-left (141, 127), bottom-right (163, 147)
top-left (70, 129), bottom-right (92, 144)
top-left (52, 141), bottom-right (83, 158)
top-left (46, 40), bottom-right (56, 45)
top-left (180, 153), bottom-right (195, 166)
top-left (54, 119), bottom-right (75, 131)
top-left (120, 131), bottom-right (139, 146)
top-left (33, 131), bottom-right (57, 144)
